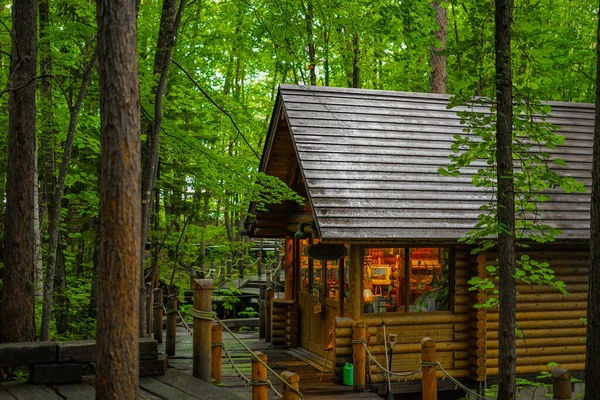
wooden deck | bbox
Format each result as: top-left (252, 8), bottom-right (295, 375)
top-left (0, 327), bottom-right (381, 399)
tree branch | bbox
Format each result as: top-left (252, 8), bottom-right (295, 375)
top-left (170, 57), bottom-right (260, 160)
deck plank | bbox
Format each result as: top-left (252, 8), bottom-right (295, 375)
top-left (156, 369), bottom-right (244, 400)
top-left (1, 382), bottom-right (61, 400)
top-left (53, 383), bottom-right (95, 400)
top-left (0, 385), bottom-right (16, 400)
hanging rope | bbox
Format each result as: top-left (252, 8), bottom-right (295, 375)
top-left (188, 309), bottom-right (302, 399)
top-left (361, 343), bottom-right (422, 381)
top-left (431, 361), bottom-right (489, 400)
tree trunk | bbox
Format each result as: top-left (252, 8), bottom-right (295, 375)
top-left (39, 0), bottom-right (57, 218)
top-left (352, 35), bottom-right (360, 88)
top-left (495, 0), bottom-right (516, 399)
top-left (585, 4), bottom-right (600, 399)
top-left (0, 0), bottom-right (37, 344)
top-left (33, 146), bottom-right (43, 301)
top-left (429, 1), bottom-right (447, 94)
top-left (96, 0), bottom-right (142, 397)
top-left (303, 0), bottom-right (316, 86)
top-left (54, 238), bottom-right (68, 335)
top-left (140, 0), bottom-right (186, 336)
top-left (40, 49), bottom-right (97, 341)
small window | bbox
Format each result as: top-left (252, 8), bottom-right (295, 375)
top-left (363, 247), bottom-right (451, 314)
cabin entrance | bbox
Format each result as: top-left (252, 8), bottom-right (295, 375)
top-left (297, 239), bottom-right (349, 356)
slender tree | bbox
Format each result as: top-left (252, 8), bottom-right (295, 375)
top-left (585, 2), bottom-right (600, 398)
top-left (96, 0), bottom-right (142, 397)
top-left (0, 0), bottom-right (37, 343)
top-left (495, 0), bottom-right (516, 399)
top-left (430, 1), bottom-right (447, 94)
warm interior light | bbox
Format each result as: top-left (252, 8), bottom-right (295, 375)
top-left (363, 288), bottom-right (373, 303)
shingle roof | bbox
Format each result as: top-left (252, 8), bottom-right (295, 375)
top-left (272, 84), bottom-right (592, 242)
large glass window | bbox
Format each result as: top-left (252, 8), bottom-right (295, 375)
top-left (363, 247), bottom-right (450, 313)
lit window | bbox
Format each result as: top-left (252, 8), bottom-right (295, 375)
top-left (363, 247), bottom-right (450, 313)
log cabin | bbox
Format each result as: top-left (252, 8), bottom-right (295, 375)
top-left (247, 84), bottom-right (591, 394)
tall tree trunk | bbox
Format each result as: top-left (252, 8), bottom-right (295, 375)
top-left (140, 0), bottom-right (186, 336)
top-left (585, 4), bottom-right (600, 398)
top-left (40, 49), bottom-right (97, 341)
top-left (88, 217), bottom-right (100, 319)
top-left (96, 0), bottom-right (142, 397)
top-left (54, 237), bottom-right (68, 335)
top-left (33, 147), bottom-right (43, 301)
top-left (352, 35), bottom-right (360, 88)
top-left (430, 1), bottom-right (447, 94)
top-left (303, 0), bottom-right (316, 86)
top-left (39, 0), bottom-right (57, 217)
top-left (0, 0), bottom-right (37, 344)
top-left (495, 0), bottom-right (516, 399)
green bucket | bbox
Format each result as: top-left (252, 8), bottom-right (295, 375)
top-left (343, 363), bottom-right (354, 386)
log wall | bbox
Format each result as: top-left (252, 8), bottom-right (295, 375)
top-left (472, 246), bottom-right (588, 380)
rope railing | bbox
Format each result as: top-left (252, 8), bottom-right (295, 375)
top-left (360, 342), bottom-right (489, 400)
top-left (189, 308), bottom-right (303, 399)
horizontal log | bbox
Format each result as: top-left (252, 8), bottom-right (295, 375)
top-left (516, 283), bottom-right (587, 294)
top-left (485, 353), bottom-right (585, 368)
top-left (335, 317), bottom-right (356, 328)
top-left (271, 329), bottom-right (286, 337)
top-left (487, 327), bottom-right (586, 340)
top-left (516, 292), bottom-right (587, 303)
top-left (285, 326), bottom-right (298, 334)
top-left (335, 347), bottom-right (352, 357)
top-left (29, 363), bottom-right (83, 384)
top-left (362, 313), bottom-right (469, 326)
top-left (272, 321), bottom-right (287, 330)
top-left (369, 368), bottom-right (470, 383)
top-left (335, 326), bottom-right (377, 338)
top-left (0, 342), bottom-right (57, 367)
top-left (484, 318), bottom-right (586, 331)
top-left (515, 302), bottom-right (587, 312)
top-left (271, 338), bottom-right (286, 345)
top-left (484, 362), bottom-right (585, 376)
top-left (140, 354), bottom-right (167, 377)
top-left (485, 345), bottom-right (586, 358)
top-left (367, 341), bottom-right (468, 356)
top-left (272, 314), bottom-right (287, 322)
top-left (483, 336), bottom-right (584, 349)
top-left (485, 310), bottom-right (587, 322)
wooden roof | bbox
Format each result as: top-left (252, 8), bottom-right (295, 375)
top-left (254, 84), bottom-right (592, 242)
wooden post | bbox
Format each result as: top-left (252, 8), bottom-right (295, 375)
top-left (284, 236), bottom-right (294, 300)
top-left (421, 337), bottom-right (437, 400)
top-left (193, 279), bottom-right (213, 382)
top-left (257, 250), bottom-right (263, 277)
top-left (352, 321), bottom-right (366, 392)
top-left (338, 257), bottom-right (345, 315)
top-left (227, 253), bottom-right (232, 279)
top-left (146, 282), bottom-right (153, 336)
top-left (211, 322), bottom-right (223, 384)
top-left (153, 288), bottom-right (163, 343)
top-left (166, 295), bottom-right (177, 357)
top-left (252, 351), bottom-right (268, 400)
top-left (552, 368), bottom-right (572, 400)
top-left (259, 285), bottom-right (267, 339)
top-left (266, 288), bottom-right (275, 342)
top-left (349, 245), bottom-right (363, 320)
top-left (281, 371), bottom-right (300, 400)
top-left (220, 260), bottom-right (225, 286)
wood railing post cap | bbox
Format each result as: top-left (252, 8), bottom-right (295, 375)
top-left (281, 371), bottom-right (300, 383)
top-left (193, 279), bottom-right (214, 289)
top-left (551, 367), bottom-right (568, 378)
top-left (253, 351), bottom-right (268, 362)
top-left (421, 337), bottom-right (435, 345)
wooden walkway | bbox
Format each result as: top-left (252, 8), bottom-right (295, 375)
top-left (163, 326), bottom-right (381, 399)
top-left (0, 327), bottom-right (381, 399)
